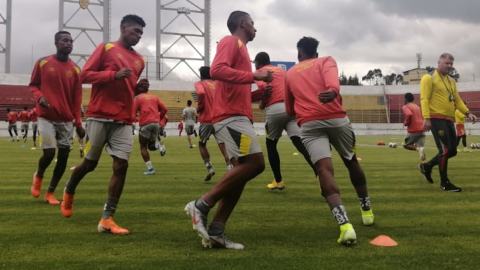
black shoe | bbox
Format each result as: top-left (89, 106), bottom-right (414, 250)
top-left (440, 182), bottom-right (462, 192)
top-left (418, 164), bottom-right (434, 184)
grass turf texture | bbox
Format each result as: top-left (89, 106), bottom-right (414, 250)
top-left (1, 135), bottom-right (480, 270)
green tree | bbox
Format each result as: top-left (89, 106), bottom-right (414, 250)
top-left (362, 69), bottom-right (383, 85)
top-left (339, 71), bottom-right (348, 85)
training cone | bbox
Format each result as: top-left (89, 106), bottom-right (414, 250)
top-left (370, 235), bottom-right (398, 247)
top-left (293, 152), bottom-right (299, 155)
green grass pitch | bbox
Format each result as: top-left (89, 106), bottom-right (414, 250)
top-left (1, 134), bottom-right (480, 270)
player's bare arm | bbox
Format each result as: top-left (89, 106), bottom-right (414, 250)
top-left (254, 70), bottom-right (273, 82)
top-left (318, 89), bottom-right (338, 104)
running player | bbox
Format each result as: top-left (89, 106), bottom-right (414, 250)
top-left (285, 36), bottom-right (374, 245)
top-left (195, 66), bottom-right (233, 182)
top-left (252, 52), bottom-right (316, 190)
top-left (28, 107), bottom-right (39, 149)
top-left (29, 31), bottom-right (84, 205)
top-left (135, 83), bottom-right (168, 175)
top-left (184, 10), bottom-right (273, 249)
top-left (18, 107), bottom-right (30, 145)
top-left (401, 93), bottom-right (426, 161)
top-left (183, 100), bottom-right (197, 148)
top-left (157, 113), bottom-right (168, 155)
top-left (61, 14), bottom-right (147, 235)
top-left (6, 108), bottom-right (19, 142)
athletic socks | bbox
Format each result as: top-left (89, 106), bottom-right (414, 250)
top-left (65, 179), bottom-right (77, 194)
top-left (195, 193), bottom-right (216, 214)
top-left (208, 222), bottom-right (225, 236)
top-left (205, 161), bottom-right (212, 169)
top-left (326, 194), bottom-right (350, 225)
top-left (102, 197), bottom-right (119, 220)
top-left (227, 164), bottom-right (234, 170)
top-left (146, 161), bottom-right (153, 170)
top-left (354, 185), bottom-right (371, 211)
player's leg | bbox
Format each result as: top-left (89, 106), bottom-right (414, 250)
top-left (301, 120), bottom-right (356, 245)
top-left (186, 125), bottom-right (193, 148)
top-left (62, 120), bottom-right (105, 217)
top-left (8, 125), bottom-right (13, 141)
top-left (217, 142), bottom-right (233, 170)
top-left (462, 135), bottom-right (468, 151)
top-left (138, 124), bottom-right (155, 175)
top-left (13, 125), bottom-right (19, 140)
top-left (186, 117), bottom-right (264, 248)
top-left (329, 121), bottom-right (374, 226)
top-left (285, 117), bottom-right (316, 176)
top-left (97, 123), bottom-right (133, 235)
top-left (31, 118), bottom-right (56, 198)
top-left (416, 134), bottom-right (426, 161)
top-left (264, 112), bottom-right (285, 189)
top-left (199, 124), bottom-right (215, 181)
top-left (436, 121), bottom-right (460, 191)
top-left (32, 122), bottom-right (38, 148)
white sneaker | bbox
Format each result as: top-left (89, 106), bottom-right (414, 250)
top-left (204, 167), bottom-right (215, 181)
top-left (184, 201), bottom-right (209, 239)
top-left (202, 233), bottom-right (244, 250)
top-left (419, 147), bottom-right (426, 161)
top-left (160, 144), bottom-right (166, 156)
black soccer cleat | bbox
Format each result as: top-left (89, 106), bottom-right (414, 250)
top-left (418, 163), bottom-right (434, 184)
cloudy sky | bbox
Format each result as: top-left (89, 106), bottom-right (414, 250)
top-left (2, 0), bottom-right (480, 83)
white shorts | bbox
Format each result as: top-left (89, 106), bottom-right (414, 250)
top-left (38, 117), bottom-right (73, 149)
top-left (265, 103), bottom-right (300, 140)
top-left (85, 120), bottom-right (133, 161)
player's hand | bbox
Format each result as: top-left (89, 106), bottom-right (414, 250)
top-left (115, 68), bottom-right (132, 80)
top-left (254, 71), bottom-right (273, 83)
top-left (263, 85), bottom-right (273, 98)
top-left (76, 126), bottom-right (86, 139)
top-left (38, 97), bottom-right (50, 109)
top-left (468, 113), bottom-right (477, 124)
top-left (423, 119), bottom-right (431, 132)
top-left (318, 89), bottom-right (337, 104)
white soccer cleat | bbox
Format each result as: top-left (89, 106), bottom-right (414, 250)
top-left (202, 233), bottom-right (245, 250)
top-left (184, 201), bottom-right (209, 239)
top-left (419, 147), bottom-right (426, 161)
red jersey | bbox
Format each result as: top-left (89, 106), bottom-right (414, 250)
top-left (135, 93), bottom-right (167, 126)
top-left (7, 111), bottom-right (18, 124)
top-left (285, 57), bottom-right (345, 126)
top-left (81, 42), bottom-right (145, 124)
top-left (195, 79), bottom-right (216, 123)
top-left (253, 65), bottom-right (286, 107)
top-left (29, 55), bottom-right (82, 126)
top-left (159, 114), bottom-right (169, 127)
top-left (210, 36), bottom-right (255, 122)
top-left (18, 110), bottom-right (30, 123)
top-left (402, 102), bottom-right (423, 133)
top-left (29, 108), bottom-right (38, 122)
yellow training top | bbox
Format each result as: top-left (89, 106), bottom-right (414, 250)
top-left (420, 70), bottom-right (469, 120)
top-left (455, 109), bottom-right (466, 125)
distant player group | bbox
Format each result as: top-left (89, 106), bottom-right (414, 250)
top-left (13, 9), bottom-right (477, 249)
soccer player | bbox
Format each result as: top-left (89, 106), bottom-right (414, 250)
top-left (28, 107), bottom-right (39, 149)
top-left (157, 113), bottom-right (168, 155)
top-left (285, 36), bottom-right (374, 245)
top-left (419, 53), bottom-right (477, 192)
top-left (61, 14), bottom-right (147, 235)
top-left (455, 102), bottom-right (470, 152)
top-left (135, 84), bottom-right (168, 175)
top-left (252, 52), bottom-right (316, 190)
top-left (195, 66), bottom-right (233, 181)
top-left (184, 10), bottom-right (273, 250)
top-left (29, 31), bottom-right (84, 205)
top-left (182, 100), bottom-right (197, 148)
top-left (18, 106), bottom-right (30, 145)
top-left (6, 108), bottom-right (19, 142)
top-left (401, 93), bottom-right (426, 162)
top-left (178, 121), bottom-right (183, 136)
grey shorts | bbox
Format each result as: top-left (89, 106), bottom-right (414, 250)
top-left (265, 103), bottom-right (300, 140)
top-left (213, 116), bottom-right (262, 160)
top-left (300, 117), bottom-right (356, 164)
top-left (404, 132), bottom-right (425, 147)
top-left (185, 124), bottom-right (195, 135)
top-left (21, 122), bottom-right (29, 131)
top-left (32, 122), bottom-right (38, 132)
top-left (140, 122), bottom-right (160, 141)
top-left (8, 124), bottom-right (17, 132)
top-left (38, 117), bottom-right (73, 149)
top-left (85, 120), bottom-right (133, 161)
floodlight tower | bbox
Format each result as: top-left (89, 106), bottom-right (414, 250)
top-left (0, 0), bottom-right (12, 73)
top-left (59, 0), bottom-right (111, 65)
top-left (416, 53), bottom-right (422, 69)
top-left (156, 0), bottom-right (211, 80)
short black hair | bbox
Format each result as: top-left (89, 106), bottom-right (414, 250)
top-left (187, 100), bottom-right (192, 106)
top-left (405, 93), bottom-right (414, 102)
top-left (227, 11), bottom-right (250, 34)
top-left (199, 66), bottom-right (211, 80)
top-left (121, 14), bottom-right (146, 28)
top-left (254, 52), bottom-right (270, 66)
top-left (55, 31), bottom-right (71, 43)
top-left (297, 36), bottom-right (319, 57)
top-left (24, 106), bottom-right (27, 110)
top-left (6, 108), bottom-right (10, 112)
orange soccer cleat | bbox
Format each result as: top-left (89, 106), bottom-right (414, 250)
top-left (31, 173), bottom-right (43, 198)
top-left (61, 189), bottom-right (75, 218)
top-left (44, 192), bottom-right (60, 205)
top-left (97, 217), bottom-right (129, 235)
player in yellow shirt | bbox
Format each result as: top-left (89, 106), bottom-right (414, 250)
top-left (455, 102), bottom-right (471, 152)
top-left (418, 53), bottom-right (477, 192)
